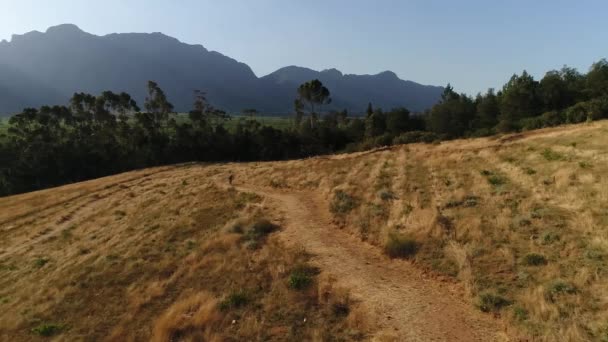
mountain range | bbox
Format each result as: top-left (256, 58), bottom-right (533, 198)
top-left (0, 24), bottom-right (443, 116)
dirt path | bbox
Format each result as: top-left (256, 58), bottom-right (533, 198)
top-left (238, 185), bottom-right (506, 341)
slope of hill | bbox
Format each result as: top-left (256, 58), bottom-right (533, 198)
top-left (2, 121), bottom-right (607, 341)
top-left (0, 24), bottom-right (442, 115)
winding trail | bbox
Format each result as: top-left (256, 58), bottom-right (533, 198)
top-left (237, 185), bottom-right (505, 341)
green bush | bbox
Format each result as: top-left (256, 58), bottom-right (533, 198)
top-left (545, 281), bottom-right (577, 302)
top-left (477, 292), bottom-right (511, 312)
top-left (31, 323), bottom-right (64, 337)
top-left (34, 257), bottom-right (49, 268)
top-left (393, 131), bottom-right (439, 145)
top-left (487, 175), bottom-right (507, 186)
top-left (513, 306), bottom-right (529, 321)
top-left (288, 265), bottom-right (318, 290)
top-left (378, 189), bottom-right (396, 201)
top-left (541, 148), bottom-right (563, 161)
top-left (219, 291), bottom-right (249, 311)
top-left (242, 219), bottom-right (279, 248)
top-left (586, 97), bottom-right (608, 121)
top-left (565, 102), bottom-right (588, 123)
top-left (523, 253), bottom-right (548, 266)
top-left (330, 190), bottom-right (358, 214)
top-left (384, 233), bottom-right (419, 259)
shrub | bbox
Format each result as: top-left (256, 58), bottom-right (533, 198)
top-left (541, 148), bottom-right (563, 161)
top-left (487, 175), bottom-right (507, 186)
top-left (523, 253), bottom-right (547, 266)
top-left (565, 102), bottom-right (588, 123)
top-left (477, 292), bottom-right (511, 312)
top-left (579, 161), bottom-right (593, 169)
top-left (332, 302), bottom-right (350, 317)
top-left (31, 323), bottom-right (64, 337)
top-left (250, 219), bottom-right (278, 236)
top-left (330, 190), bottom-right (358, 214)
top-left (586, 97), bottom-right (608, 121)
top-left (288, 265), bottom-right (318, 290)
top-left (34, 257), bottom-right (49, 268)
top-left (545, 281), bottom-right (577, 302)
top-left (219, 291), bottom-right (249, 311)
top-left (523, 167), bottom-right (537, 175)
top-left (373, 133), bottom-right (395, 147)
top-left (541, 232), bottom-right (560, 245)
top-left (540, 110), bottom-right (566, 127)
top-left (384, 233), bottom-right (419, 259)
top-left (269, 179), bottom-right (287, 188)
top-left (393, 131), bottom-right (439, 145)
top-left (378, 189), bottom-right (396, 201)
top-left (242, 219), bottom-right (278, 248)
top-left (520, 117), bottom-right (544, 131)
top-left (513, 306), bottom-right (529, 321)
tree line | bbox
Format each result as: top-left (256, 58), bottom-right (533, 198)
top-left (1, 59), bottom-right (607, 196)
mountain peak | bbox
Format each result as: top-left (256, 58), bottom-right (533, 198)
top-left (321, 68), bottom-right (343, 78)
top-left (45, 24), bottom-right (86, 35)
top-left (377, 70), bottom-right (398, 79)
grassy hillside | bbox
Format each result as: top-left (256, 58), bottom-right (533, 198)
top-left (223, 120), bottom-right (608, 341)
top-left (0, 167), bottom-right (370, 341)
top-left (1, 120), bottom-right (607, 341)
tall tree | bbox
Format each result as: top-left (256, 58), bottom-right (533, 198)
top-left (474, 89), bottom-right (499, 130)
top-left (366, 103), bottom-right (374, 117)
top-left (295, 79), bottom-right (332, 128)
top-left (499, 71), bottom-right (541, 126)
top-left (586, 59), bottom-right (608, 98)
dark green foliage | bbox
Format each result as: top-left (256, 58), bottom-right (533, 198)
top-left (384, 233), bottom-right (419, 259)
top-left (288, 265), bottom-right (318, 290)
top-left (393, 131), bottom-right (439, 144)
top-left (488, 175), bottom-right (506, 186)
top-left (541, 148), bottom-right (563, 161)
top-left (330, 190), bottom-right (358, 214)
top-left (219, 291), bottom-right (249, 311)
top-left (523, 253), bottom-right (548, 266)
top-left (513, 306), bottom-right (529, 321)
top-left (31, 323), bottom-right (64, 337)
top-left (243, 219), bottom-right (279, 248)
top-left (477, 292), bottom-right (512, 312)
top-left (545, 281), bottom-right (577, 302)
top-left (332, 302), bottom-right (350, 317)
top-left (34, 257), bottom-right (50, 268)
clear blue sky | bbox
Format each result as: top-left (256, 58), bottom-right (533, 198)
top-left (1, 0), bottom-right (606, 94)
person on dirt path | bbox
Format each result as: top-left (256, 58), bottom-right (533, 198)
top-left (228, 174), bottom-right (234, 186)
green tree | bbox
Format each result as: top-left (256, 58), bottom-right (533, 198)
top-left (295, 79), bottom-right (332, 128)
top-left (586, 59), bottom-right (608, 98)
top-left (499, 71), bottom-right (541, 125)
top-left (366, 102), bottom-right (374, 117)
top-left (386, 107), bottom-right (410, 134)
top-left (365, 108), bottom-right (386, 138)
top-left (474, 89), bottom-right (499, 130)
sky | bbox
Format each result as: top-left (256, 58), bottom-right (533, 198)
top-left (1, 0), bottom-right (606, 95)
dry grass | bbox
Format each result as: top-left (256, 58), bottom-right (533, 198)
top-left (2, 120), bottom-right (608, 341)
top-left (216, 120), bottom-right (608, 341)
top-left (0, 169), bottom-right (370, 341)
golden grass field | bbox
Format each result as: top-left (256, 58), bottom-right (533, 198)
top-left (1, 120), bottom-right (608, 341)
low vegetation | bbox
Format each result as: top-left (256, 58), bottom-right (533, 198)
top-left (0, 176), bottom-right (371, 341)
top-left (384, 232), bottom-right (419, 259)
top-left (213, 120), bottom-right (608, 341)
